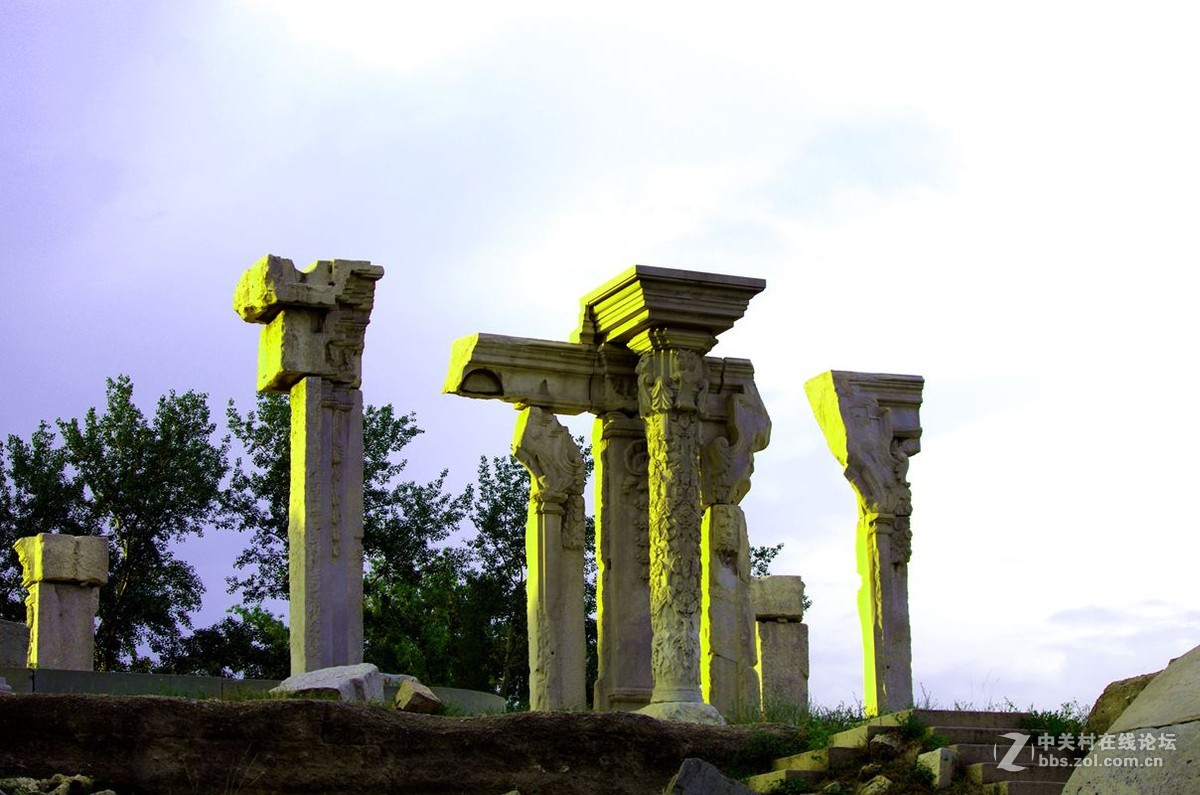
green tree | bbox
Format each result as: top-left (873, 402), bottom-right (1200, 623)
top-left (0, 375), bottom-right (231, 670)
top-left (159, 605), bottom-right (289, 679)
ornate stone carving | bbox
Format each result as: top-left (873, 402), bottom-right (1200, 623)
top-left (235, 255), bottom-right (384, 392)
top-left (805, 370), bottom-right (923, 716)
top-left (700, 385), bottom-right (772, 508)
top-left (235, 254), bottom-right (382, 675)
top-left (513, 407), bottom-right (587, 711)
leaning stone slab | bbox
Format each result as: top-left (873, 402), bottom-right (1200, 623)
top-left (394, 679), bottom-right (443, 714)
top-left (271, 663), bottom-right (384, 704)
top-left (663, 758), bottom-right (755, 795)
top-left (1064, 642), bottom-right (1200, 794)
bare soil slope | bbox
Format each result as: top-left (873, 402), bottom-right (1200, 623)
top-left (0, 694), bottom-right (799, 794)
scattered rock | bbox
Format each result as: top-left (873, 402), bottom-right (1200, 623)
top-left (662, 758), bottom-right (755, 795)
top-left (1084, 670), bottom-right (1160, 736)
top-left (394, 679), bottom-right (443, 714)
top-left (0, 775), bottom-right (110, 795)
top-left (271, 663), bottom-right (384, 704)
top-left (917, 746), bottom-right (957, 790)
top-left (857, 762), bottom-right (882, 780)
top-left (868, 732), bottom-right (903, 760)
top-left (819, 783), bottom-right (846, 794)
top-left (857, 774), bottom-right (893, 795)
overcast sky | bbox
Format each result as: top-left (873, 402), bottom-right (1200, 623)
top-left (4, 2), bottom-right (1198, 712)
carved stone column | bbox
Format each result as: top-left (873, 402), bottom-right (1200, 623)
top-left (592, 411), bottom-right (653, 712)
top-left (513, 407), bottom-right (587, 711)
top-left (751, 575), bottom-right (809, 713)
top-left (626, 329), bottom-right (723, 724)
top-left (805, 370), bottom-right (923, 715)
top-left (235, 255), bottom-right (384, 674)
top-left (699, 386), bottom-right (771, 720)
top-left (14, 534), bottom-right (108, 671)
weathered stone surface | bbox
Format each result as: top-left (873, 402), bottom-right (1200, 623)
top-left (917, 746), bottom-right (957, 790)
top-left (756, 619), bottom-right (809, 712)
top-left (271, 663), bottom-right (384, 704)
top-left (700, 504), bottom-right (758, 721)
top-left (393, 679), bottom-right (443, 714)
top-left (13, 534), bottom-right (108, 588)
top-left (869, 732), bottom-right (903, 760)
top-left (638, 700), bottom-right (726, 726)
top-left (662, 757), bottom-right (755, 794)
top-left (858, 774), bottom-right (893, 795)
top-left (0, 676), bottom-right (11, 694)
top-left (1064, 643), bottom-right (1200, 794)
top-left (444, 266), bottom-right (767, 724)
top-left (0, 619), bottom-right (30, 668)
top-left (513, 407), bottom-right (587, 712)
top-left (0, 694), bottom-right (801, 795)
top-left (750, 576), bottom-right (806, 622)
top-left (805, 370), bottom-right (923, 716)
top-left (1083, 669), bottom-right (1161, 736)
top-left (233, 255), bottom-right (384, 392)
top-left (236, 255), bottom-right (383, 675)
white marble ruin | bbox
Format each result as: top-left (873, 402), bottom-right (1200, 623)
top-left (513, 406), bottom-right (588, 711)
top-left (805, 370), bottom-right (923, 715)
top-left (444, 266), bottom-right (770, 723)
top-left (14, 533), bottom-right (108, 671)
top-left (751, 575), bottom-right (809, 713)
top-left (235, 255), bottom-right (384, 675)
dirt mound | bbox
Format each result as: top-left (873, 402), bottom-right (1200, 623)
top-left (0, 694), bottom-right (799, 794)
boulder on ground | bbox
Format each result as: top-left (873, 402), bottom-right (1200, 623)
top-left (662, 758), bottom-right (754, 795)
top-left (271, 663), bottom-right (384, 704)
top-left (1083, 669), bottom-right (1161, 735)
top-left (394, 679), bottom-right (443, 714)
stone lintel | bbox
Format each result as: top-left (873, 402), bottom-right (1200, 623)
top-left (443, 332), bottom-right (759, 425)
top-left (750, 576), bottom-right (806, 622)
top-left (234, 255), bottom-right (384, 392)
top-left (573, 265), bottom-right (765, 350)
top-left (14, 534), bottom-right (109, 588)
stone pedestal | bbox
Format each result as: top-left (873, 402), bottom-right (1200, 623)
top-left (513, 407), bottom-right (587, 711)
top-left (13, 533), bottom-right (108, 671)
top-left (235, 255), bottom-right (384, 675)
top-left (805, 370), bottom-right (923, 716)
top-left (751, 575), bottom-right (809, 712)
top-left (592, 411), bottom-right (653, 712)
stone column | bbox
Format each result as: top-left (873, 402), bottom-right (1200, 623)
top-left (751, 575), bottom-right (809, 713)
top-left (235, 255), bottom-right (384, 674)
top-left (14, 533), bottom-right (108, 671)
top-left (592, 411), bottom-right (654, 712)
top-left (513, 407), bottom-right (587, 711)
top-left (805, 370), bottom-right (923, 716)
top-left (699, 387), bottom-right (771, 721)
top-left (629, 329), bottom-right (724, 725)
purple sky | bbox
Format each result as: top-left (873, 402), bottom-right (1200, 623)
top-left (4, 2), bottom-right (1199, 711)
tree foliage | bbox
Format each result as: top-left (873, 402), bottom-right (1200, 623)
top-left (0, 375), bottom-right (230, 670)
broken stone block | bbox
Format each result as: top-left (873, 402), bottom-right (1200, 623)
top-left (662, 758), bottom-right (756, 795)
top-left (868, 732), bottom-right (903, 760)
top-left (14, 534), bottom-right (109, 588)
top-left (0, 676), bottom-right (11, 694)
top-left (271, 662), bottom-right (384, 703)
top-left (749, 576), bottom-right (805, 621)
top-left (394, 679), bottom-right (443, 714)
top-left (0, 619), bottom-right (28, 668)
top-left (917, 746), bottom-right (957, 790)
top-left (858, 774), bottom-right (893, 795)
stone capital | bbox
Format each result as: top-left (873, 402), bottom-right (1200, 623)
top-left (635, 348), bottom-right (708, 417)
top-left (804, 370), bottom-right (923, 518)
top-left (234, 255), bottom-right (384, 392)
top-left (513, 407), bottom-right (586, 501)
top-left (14, 534), bottom-right (108, 588)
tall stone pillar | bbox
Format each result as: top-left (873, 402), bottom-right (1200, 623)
top-left (624, 329), bottom-right (720, 724)
top-left (699, 387), bottom-right (771, 720)
top-left (751, 575), bottom-right (809, 713)
top-left (14, 533), bottom-right (108, 671)
top-left (805, 370), bottom-right (923, 716)
top-left (592, 411), bottom-right (654, 712)
top-left (513, 407), bottom-right (587, 711)
top-left (235, 255), bottom-right (384, 674)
